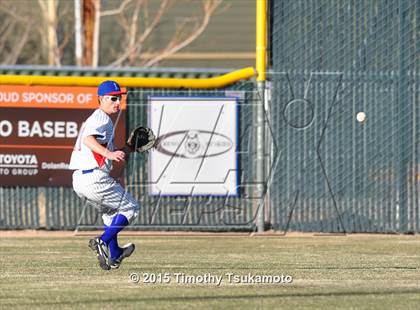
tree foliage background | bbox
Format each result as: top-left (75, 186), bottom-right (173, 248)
top-left (0, 0), bottom-right (238, 68)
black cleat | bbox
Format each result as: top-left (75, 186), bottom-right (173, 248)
top-left (88, 237), bottom-right (111, 271)
top-left (88, 238), bottom-right (98, 252)
top-left (110, 243), bottom-right (135, 269)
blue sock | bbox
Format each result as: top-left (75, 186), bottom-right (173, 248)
top-left (101, 214), bottom-right (129, 246)
top-left (103, 224), bottom-right (123, 259)
top-left (109, 237), bottom-right (122, 260)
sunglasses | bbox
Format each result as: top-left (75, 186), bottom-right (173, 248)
top-left (106, 95), bottom-right (122, 102)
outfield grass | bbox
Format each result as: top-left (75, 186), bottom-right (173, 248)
top-left (0, 234), bottom-right (419, 309)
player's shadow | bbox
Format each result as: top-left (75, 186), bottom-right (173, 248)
top-left (19, 289), bottom-right (419, 307)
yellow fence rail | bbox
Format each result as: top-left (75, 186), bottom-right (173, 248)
top-left (0, 67), bottom-right (255, 89)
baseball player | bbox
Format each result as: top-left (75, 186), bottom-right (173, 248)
top-left (69, 80), bottom-right (155, 270)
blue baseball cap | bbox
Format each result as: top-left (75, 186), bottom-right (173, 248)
top-left (97, 80), bottom-right (127, 96)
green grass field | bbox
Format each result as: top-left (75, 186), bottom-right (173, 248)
top-left (0, 234), bottom-right (419, 309)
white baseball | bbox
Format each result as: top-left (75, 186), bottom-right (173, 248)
top-left (356, 112), bottom-right (366, 123)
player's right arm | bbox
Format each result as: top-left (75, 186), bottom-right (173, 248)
top-left (83, 135), bottom-right (125, 162)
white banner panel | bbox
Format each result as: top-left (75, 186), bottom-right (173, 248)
top-left (149, 97), bottom-right (238, 196)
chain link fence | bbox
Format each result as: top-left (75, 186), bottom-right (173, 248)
top-left (270, 0), bottom-right (420, 233)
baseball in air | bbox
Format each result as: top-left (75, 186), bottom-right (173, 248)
top-left (356, 112), bottom-right (366, 123)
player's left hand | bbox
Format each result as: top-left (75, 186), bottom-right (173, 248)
top-left (126, 126), bottom-right (156, 153)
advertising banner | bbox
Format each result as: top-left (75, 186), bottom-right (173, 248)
top-left (0, 85), bottom-right (126, 186)
top-left (149, 96), bottom-right (238, 196)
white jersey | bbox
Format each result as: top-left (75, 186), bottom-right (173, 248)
top-left (69, 109), bottom-right (115, 172)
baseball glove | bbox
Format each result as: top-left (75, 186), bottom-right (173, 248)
top-left (126, 126), bottom-right (156, 153)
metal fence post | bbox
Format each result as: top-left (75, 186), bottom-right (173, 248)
top-left (397, 0), bottom-right (410, 233)
top-left (256, 81), bottom-right (266, 232)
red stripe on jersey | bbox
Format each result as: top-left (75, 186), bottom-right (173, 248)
top-left (92, 147), bottom-right (107, 167)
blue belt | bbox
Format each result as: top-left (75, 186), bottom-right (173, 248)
top-left (82, 169), bottom-right (95, 174)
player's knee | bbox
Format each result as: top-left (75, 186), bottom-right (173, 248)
top-left (120, 203), bottom-right (139, 224)
top-left (102, 213), bottom-right (113, 227)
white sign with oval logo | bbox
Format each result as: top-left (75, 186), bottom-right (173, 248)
top-left (149, 97), bottom-right (238, 196)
